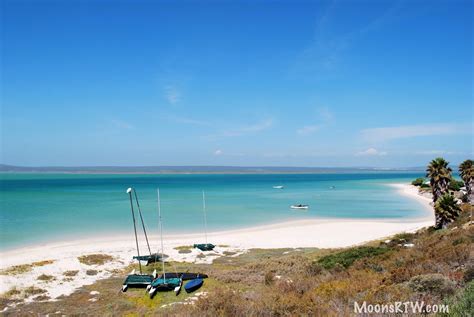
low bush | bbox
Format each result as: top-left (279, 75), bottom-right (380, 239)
top-left (317, 246), bottom-right (390, 269)
top-left (449, 179), bottom-right (464, 191)
top-left (408, 273), bottom-right (456, 296)
top-left (0, 260), bottom-right (54, 276)
top-left (264, 271), bottom-right (274, 285)
top-left (412, 178), bottom-right (425, 186)
top-left (23, 287), bottom-right (46, 298)
top-left (37, 274), bottom-right (55, 282)
top-left (63, 270), bottom-right (79, 277)
top-left (78, 254), bottom-right (114, 266)
top-left (439, 281), bottom-right (474, 317)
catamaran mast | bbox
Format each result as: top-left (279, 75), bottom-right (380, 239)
top-left (202, 190), bottom-right (208, 244)
top-left (127, 188), bottom-right (142, 274)
top-left (157, 188), bottom-right (166, 283)
top-left (133, 189), bottom-right (152, 256)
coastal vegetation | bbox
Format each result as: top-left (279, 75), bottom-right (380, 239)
top-left (434, 194), bottom-right (462, 229)
top-left (411, 177), bottom-right (426, 187)
top-left (78, 254), bottom-right (114, 266)
top-left (36, 274), bottom-right (55, 282)
top-left (174, 245), bottom-right (193, 254)
top-left (425, 158), bottom-right (470, 229)
top-left (316, 246), bottom-right (390, 269)
top-left (459, 159), bottom-right (474, 203)
top-left (63, 270), bottom-right (79, 277)
top-left (426, 157), bottom-right (452, 203)
top-left (0, 260), bottom-right (54, 276)
top-left (2, 202), bottom-right (472, 315)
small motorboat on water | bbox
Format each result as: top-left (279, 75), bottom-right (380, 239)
top-left (273, 185), bottom-right (284, 189)
top-left (290, 204), bottom-right (309, 210)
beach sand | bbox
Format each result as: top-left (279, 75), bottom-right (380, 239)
top-left (0, 183), bottom-right (434, 302)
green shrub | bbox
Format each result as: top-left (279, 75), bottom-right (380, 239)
top-left (439, 281), bottom-right (474, 317)
top-left (449, 179), bottom-right (464, 191)
top-left (408, 274), bottom-right (456, 296)
top-left (412, 178), bottom-right (425, 186)
top-left (317, 246), bottom-right (389, 269)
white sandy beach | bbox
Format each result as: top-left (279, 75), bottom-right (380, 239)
top-left (0, 183), bottom-right (434, 303)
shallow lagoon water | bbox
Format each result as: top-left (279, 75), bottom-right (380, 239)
top-left (0, 172), bottom-right (428, 250)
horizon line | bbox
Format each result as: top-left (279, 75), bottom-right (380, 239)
top-left (0, 163), bottom-right (435, 171)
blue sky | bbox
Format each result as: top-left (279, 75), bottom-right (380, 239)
top-left (1, 0), bottom-right (472, 167)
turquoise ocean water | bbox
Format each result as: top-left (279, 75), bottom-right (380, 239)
top-left (0, 172), bottom-right (429, 251)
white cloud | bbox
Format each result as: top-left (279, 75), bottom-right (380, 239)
top-left (296, 106), bottom-right (333, 135)
top-left (170, 115), bottom-right (209, 126)
top-left (415, 150), bottom-right (461, 156)
top-left (164, 85), bottom-right (180, 105)
top-left (361, 123), bottom-right (473, 143)
top-left (221, 118), bottom-right (273, 137)
top-left (214, 149), bottom-right (223, 156)
top-left (297, 125), bottom-right (321, 135)
top-left (355, 148), bottom-right (387, 156)
top-left (291, 2), bottom-right (403, 76)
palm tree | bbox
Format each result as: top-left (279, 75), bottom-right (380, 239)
top-left (434, 193), bottom-right (461, 229)
top-left (459, 159), bottom-right (474, 203)
top-left (426, 157), bottom-right (452, 203)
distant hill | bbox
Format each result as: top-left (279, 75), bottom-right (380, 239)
top-left (0, 164), bottom-right (427, 174)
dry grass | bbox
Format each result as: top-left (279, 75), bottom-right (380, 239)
top-left (37, 274), bottom-right (55, 282)
top-left (3, 288), bottom-right (21, 298)
top-left (78, 254), bottom-right (114, 266)
top-left (174, 245), bottom-right (193, 254)
top-left (63, 270), bottom-right (79, 277)
top-left (22, 287), bottom-right (47, 298)
top-left (0, 260), bottom-right (54, 276)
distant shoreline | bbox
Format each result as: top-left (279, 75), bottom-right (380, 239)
top-left (0, 171), bottom-right (426, 175)
top-left (0, 164), bottom-right (427, 174)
